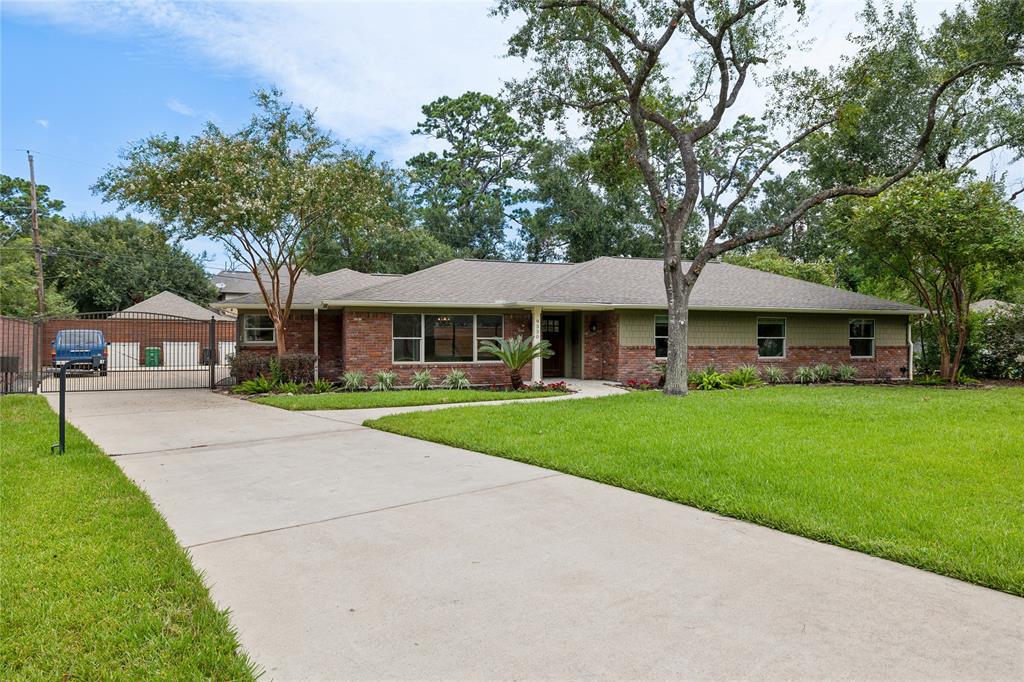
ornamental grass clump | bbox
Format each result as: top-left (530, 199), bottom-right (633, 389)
top-left (477, 335), bottom-right (553, 389)
top-left (725, 364), bottom-right (761, 387)
top-left (341, 371), bottom-right (366, 391)
top-left (835, 364), bottom-right (858, 382)
top-left (233, 375), bottom-right (276, 394)
top-left (813, 363), bottom-right (835, 382)
top-left (441, 368), bottom-right (470, 389)
top-left (794, 366), bottom-right (816, 384)
top-left (372, 370), bottom-right (397, 391)
top-left (310, 378), bottom-right (335, 394)
top-left (690, 365), bottom-right (732, 390)
top-left (761, 365), bottom-right (787, 384)
top-left (411, 369), bottom-right (433, 390)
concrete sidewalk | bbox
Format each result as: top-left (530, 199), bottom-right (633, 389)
top-left (50, 388), bottom-right (1024, 680)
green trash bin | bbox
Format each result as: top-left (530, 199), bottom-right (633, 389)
top-left (145, 347), bottom-right (161, 367)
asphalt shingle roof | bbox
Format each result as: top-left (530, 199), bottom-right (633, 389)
top-left (226, 268), bottom-right (399, 307)
top-left (113, 291), bottom-right (235, 321)
top-left (338, 257), bottom-right (924, 313)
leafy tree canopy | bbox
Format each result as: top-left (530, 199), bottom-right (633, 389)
top-left (408, 92), bottom-right (538, 258)
top-left (0, 173), bottom-right (65, 244)
top-left (45, 216), bottom-right (217, 313)
top-left (724, 247), bottom-right (838, 287)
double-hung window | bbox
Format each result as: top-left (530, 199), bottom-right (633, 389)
top-left (242, 314), bottom-right (275, 344)
top-left (849, 319), bottom-right (875, 358)
top-left (392, 313), bottom-right (504, 363)
top-left (757, 318), bottom-right (786, 358)
top-left (654, 315), bottom-right (669, 359)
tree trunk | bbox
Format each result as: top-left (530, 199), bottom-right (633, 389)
top-left (510, 368), bottom-right (523, 390)
top-left (663, 263), bottom-right (691, 396)
top-left (274, 316), bottom-right (288, 355)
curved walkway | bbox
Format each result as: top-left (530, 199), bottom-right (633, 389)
top-left (49, 387), bottom-right (1023, 680)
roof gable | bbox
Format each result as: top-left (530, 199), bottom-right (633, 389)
top-left (114, 291), bottom-right (233, 320)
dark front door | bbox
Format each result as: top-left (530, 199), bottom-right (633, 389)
top-left (541, 315), bottom-right (565, 378)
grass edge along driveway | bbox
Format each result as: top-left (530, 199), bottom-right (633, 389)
top-left (0, 395), bottom-right (258, 679)
top-left (367, 386), bottom-right (1024, 596)
top-left (253, 388), bottom-right (567, 410)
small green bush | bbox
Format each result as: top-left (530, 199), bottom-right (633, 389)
top-left (835, 364), bottom-right (857, 382)
top-left (441, 368), bottom-right (471, 389)
top-left (233, 375), bottom-right (275, 394)
top-left (228, 351), bottom-right (272, 382)
top-left (341, 371), bottom-right (366, 391)
top-left (310, 378), bottom-right (335, 394)
top-left (794, 366), bottom-right (816, 384)
top-left (761, 365), bottom-right (787, 384)
top-left (277, 381), bottom-right (305, 394)
top-left (372, 370), bottom-right (397, 391)
top-left (690, 366), bottom-right (732, 390)
top-left (411, 369), bottom-right (433, 390)
top-left (276, 353), bottom-right (317, 383)
top-left (725, 364), bottom-right (761, 387)
top-left (812, 363), bottom-right (834, 383)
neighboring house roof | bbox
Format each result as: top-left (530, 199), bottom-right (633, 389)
top-left (335, 257), bottom-right (924, 314)
top-left (223, 268), bottom-right (400, 308)
top-left (112, 291), bottom-right (234, 321)
top-left (210, 270), bottom-right (262, 297)
top-left (970, 299), bottom-right (1018, 315)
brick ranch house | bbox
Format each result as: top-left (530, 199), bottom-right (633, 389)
top-left (217, 257), bottom-right (923, 385)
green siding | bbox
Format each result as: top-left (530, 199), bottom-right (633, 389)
top-left (618, 310), bottom-right (908, 347)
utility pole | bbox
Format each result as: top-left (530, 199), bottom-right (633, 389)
top-left (27, 151), bottom-right (46, 315)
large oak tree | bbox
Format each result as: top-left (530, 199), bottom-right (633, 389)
top-left (498, 0), bottom-right (1023, 394)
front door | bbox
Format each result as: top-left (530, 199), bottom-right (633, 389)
top-left (541, 315), bottom-right (565, 378)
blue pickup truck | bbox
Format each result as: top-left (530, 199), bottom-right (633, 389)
top-left (52, 329), bottom-right (108, 376)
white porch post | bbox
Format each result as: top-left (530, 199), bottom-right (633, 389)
top-left (313, 307), bottom-right (320, 381)
top-left (531, 306), bottom-right (542, 383)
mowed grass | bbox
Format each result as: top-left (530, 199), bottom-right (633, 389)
top-left (0, 396), bottom-right (258, 679)
top-left (368, 386), bottom-right (1024, 595)
top-left (253, 388), bottom-right (567, 410)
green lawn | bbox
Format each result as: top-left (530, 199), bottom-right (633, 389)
top-left (0, 396), bottom-right (258, 679)
top-left (252, 388), bottom-right (567, 410)
top-left (368, 386), bottom-right (1024, 595)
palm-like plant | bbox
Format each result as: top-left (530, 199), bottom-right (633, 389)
top-left (478, 335), bottom-right (553, 389)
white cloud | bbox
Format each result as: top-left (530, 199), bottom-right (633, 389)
top-left (165, 97), bottom-right (195, 116)
top-left (34, 118), bottom-right (50, 128)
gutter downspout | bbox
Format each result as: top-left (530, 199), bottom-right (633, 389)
top-left (531, 306), bottom-right (542, 383)
top-left (314, 307), bottom-right (320, 382)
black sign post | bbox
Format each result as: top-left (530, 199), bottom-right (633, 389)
top-left (51, 364), bottom-right (67, 455)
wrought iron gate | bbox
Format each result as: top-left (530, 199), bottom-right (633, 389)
top-left (0, 311), bottom-right (237, 394)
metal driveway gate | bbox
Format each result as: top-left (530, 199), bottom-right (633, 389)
top-left (0, 311), bottom-right (236, 394)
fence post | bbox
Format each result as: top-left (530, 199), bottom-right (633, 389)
top-left (209, 316), bottom-right (216, 390)
top-left (32, 319), bottom-right (41, 394)
top-left (51, 363), bottom-right (66, 455)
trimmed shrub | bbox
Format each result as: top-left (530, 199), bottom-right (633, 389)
top-left (372, 370), bottom-right (397, 391)
top-left (229, 351), bottom-right (272, 382)
top-left (277, 353), bottom-right (317, 383)
top-left (411, 369), bottom-right (433, 390)
top-left (341, 371), bottom-right (366, 391)
top-left (441, 368), bottom-right (471, 389)
top-left (761, 365), bottom-right (787, 384)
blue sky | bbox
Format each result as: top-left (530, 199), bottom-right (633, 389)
top-left (5, 0), bottom-right (1001, 268)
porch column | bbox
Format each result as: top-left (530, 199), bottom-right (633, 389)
top-left (531, 306), bottom-right (542, 383)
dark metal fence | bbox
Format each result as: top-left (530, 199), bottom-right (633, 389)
top-left (0, 311), bottom-right (236, 394)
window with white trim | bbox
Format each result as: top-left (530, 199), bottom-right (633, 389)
top-left (654, 315), bottom-right (669, 359)
top-left (242, 314), bottom-right (275, 344)
top-left (475, 315), bottom-right (504, 361)
top-left (392, 313), bottom-right (504, 363)
top-left (757, 318), bottom-right (786, 358)
top-left (392, 314), bottom-right (422, 362)
top-left (850, 319), bottom-right (875, 358)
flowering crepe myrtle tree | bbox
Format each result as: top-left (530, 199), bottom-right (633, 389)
top-left (96, 89), bottom-right (391, 354)
top-left (497, 0), bottom-right (1024, 395)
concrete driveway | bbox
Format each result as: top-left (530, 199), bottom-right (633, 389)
top-left (52, 389), bottom-right (1023, 680)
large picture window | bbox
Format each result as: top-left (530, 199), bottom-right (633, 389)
top-left (654, 315), bottom-right (669, 359)
top-left (850, 319), bottom-right (875, 358)
top-left (242, 314), bottom-right (275, 344)
top-left (392, 313), bottom-right (504, 363)
top-left (757, 318), bottom-right (786, 358)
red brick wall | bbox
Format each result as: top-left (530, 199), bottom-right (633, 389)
top-left (42, 317), bottom-right (234, 366)
top-left (619, 344), bottom-right (910, 382)
top-left (0, 316), bottom-right (34, 374)
top-left (342, 310), bottom-right (533, 386)
top-left (236, 310), bottom-right (347, 379)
